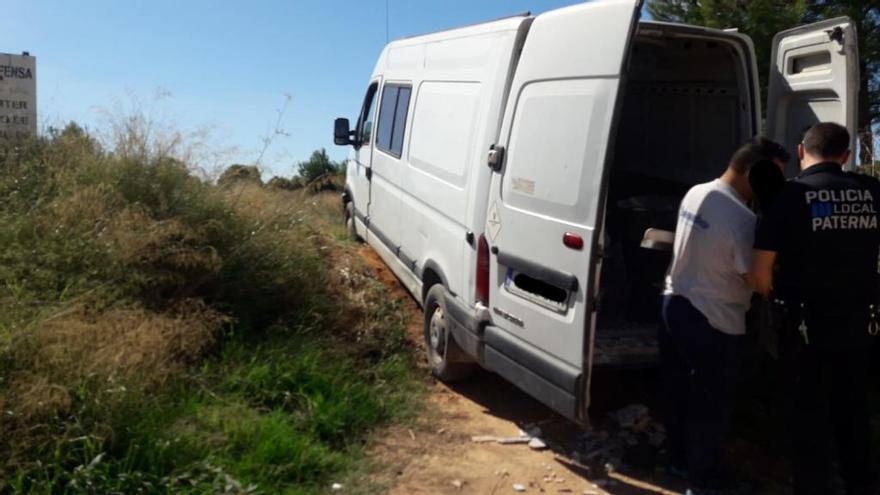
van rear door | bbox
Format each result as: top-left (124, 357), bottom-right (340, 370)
top-left (484, 0), bottom-right (641, 423)
top-left (766, 17), bottom-right (859, 173)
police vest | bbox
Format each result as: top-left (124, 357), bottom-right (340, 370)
top-left (755, 162), bottom-right (880, 306)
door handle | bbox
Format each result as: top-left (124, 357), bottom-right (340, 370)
top-left (365, 168), bottom-right (372, 181)
top-left (487, 144), bottom-right (505, 172)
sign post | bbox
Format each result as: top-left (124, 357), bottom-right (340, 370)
top-left (0, 52), bottom-right (36, 141)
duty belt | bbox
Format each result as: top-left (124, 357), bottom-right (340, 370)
top-left (770, 298), bottom-right (880, 345)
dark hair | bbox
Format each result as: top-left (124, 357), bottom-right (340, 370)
top-left (802, 122), bottom-right (850, 160)
top-left (749, 159), bottom-right (785, 209)
top-left (729, 137), bottom-right (791, 175)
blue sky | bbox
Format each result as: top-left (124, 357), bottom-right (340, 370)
top-left (6, 1), bottom-right (875, 175)
top-left (5, 0), bottom-right (620, 177)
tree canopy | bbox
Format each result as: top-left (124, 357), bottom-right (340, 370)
top-left (296, 148), bottom-right (344, 184)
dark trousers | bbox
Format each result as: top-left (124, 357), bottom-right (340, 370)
top-left (659, 295), bottom-right (743, 482)
top-left (781, 311), bottom-right (874, 495)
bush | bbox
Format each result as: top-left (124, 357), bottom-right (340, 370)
top-left (217, 164), bottom-right (262, 186)
top-left (267, 176), bottom-right (300, 190)
top-left (0, 123), bottom-right (420, 493)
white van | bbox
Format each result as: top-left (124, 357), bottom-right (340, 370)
top-left (334, 0), bottom-right (859, 424)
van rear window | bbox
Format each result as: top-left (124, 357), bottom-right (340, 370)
top-left (376, 84), bottom-right (412, 158)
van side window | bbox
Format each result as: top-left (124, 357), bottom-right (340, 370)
top-left (356, 83), bottom-right (378, 145)
top-left (376, 84), bottom-right (412, 158)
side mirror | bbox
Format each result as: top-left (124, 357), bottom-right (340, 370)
top-left (334, 118), bottom-right (353, 146)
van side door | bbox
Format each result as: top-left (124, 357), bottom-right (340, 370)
top-left (367, 82), bottom-right (413, 251)
top-left (484, 0), bottom-right (641, 423)
top-left (348, 80), bottom-right (380, 228)
top-left (766, 17), bottom-right (859, 173)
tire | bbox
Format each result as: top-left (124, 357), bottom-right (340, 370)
top-left (344, 202), bottom-right (361, 241)
top-left (424, 284), bottom-right (476, 382)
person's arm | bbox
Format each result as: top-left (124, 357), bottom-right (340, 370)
top-left (732, 218), bottom-right (755, 286)
top-left (748, 249), bottom-right (777, 296)
top-left (749, 185), bottom-right (789, 296)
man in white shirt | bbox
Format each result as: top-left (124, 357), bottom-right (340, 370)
top-left (660, 137), bottom-right (789, 490)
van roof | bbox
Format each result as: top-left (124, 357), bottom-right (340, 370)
top-left (372, 11), bottom-right (532, 77)
top-left (397, 11), bottom-right (531, 41)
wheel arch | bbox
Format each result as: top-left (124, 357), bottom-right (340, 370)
top-left (420, 259), bottom-right (451, 305)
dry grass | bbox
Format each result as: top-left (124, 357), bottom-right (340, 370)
top-left (1, 302), bottom-right (228, 439)
top-left (0, 125), bottom-right (420, 493)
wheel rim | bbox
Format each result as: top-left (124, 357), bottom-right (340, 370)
top-left (345, 207), bottom-right (355, 234)
top-left (428, 305), bottom-right (446, 359)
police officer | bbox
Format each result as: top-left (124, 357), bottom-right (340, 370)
top-left (750, 122), bottom-right (879, 495)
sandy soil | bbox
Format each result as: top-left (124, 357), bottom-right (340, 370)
top-left (358, 246), bottom-right (787, 495)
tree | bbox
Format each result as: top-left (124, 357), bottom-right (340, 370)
top-left (648, 0), bottom-right (879, 163)
top-left (295, 148), bottom-right (344, 184)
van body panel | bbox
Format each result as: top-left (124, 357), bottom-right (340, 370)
top-left (365, 220), bottom-right (424, 301)
top-left (767, 17), bottom-right (859, 172)
top-left (356, 15), bottom-right (531, 313)
top-left (485, 0), bottom-right (641, 422)
top-left (483, 327), bottom-right (579, 417)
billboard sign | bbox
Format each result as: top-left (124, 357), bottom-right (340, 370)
top-left (0, 52), bottom-right (36, 141)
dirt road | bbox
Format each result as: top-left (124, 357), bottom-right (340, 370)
top-left (359, 247), bottom-right (701, 495)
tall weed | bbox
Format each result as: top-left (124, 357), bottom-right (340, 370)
top-left (0, 123), bottom-right (420, 493)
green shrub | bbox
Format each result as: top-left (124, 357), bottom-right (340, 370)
top-left (0, 123), bottom-right (420, 493)
top-left (218, 164), bottom-right (262, 187)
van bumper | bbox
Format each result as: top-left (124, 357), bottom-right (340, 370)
top-left (443, 295), bottom-right (487, 363)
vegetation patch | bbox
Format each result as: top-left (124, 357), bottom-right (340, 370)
top-left (0, 124), bottom-right (421, 493)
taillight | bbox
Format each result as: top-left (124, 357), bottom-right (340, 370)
top-left (476, 234), bottom-right (490, 306)
top-left (562, 232), bottom-right (584, 250)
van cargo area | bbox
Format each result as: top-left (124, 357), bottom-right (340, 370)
top-left (595, 25), bottom-right (754, 367)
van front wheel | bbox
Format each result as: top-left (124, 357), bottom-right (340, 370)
top-left (344, 202), bottom-right (361, 241)
top-left (424, 285), bottom-right (475, 382)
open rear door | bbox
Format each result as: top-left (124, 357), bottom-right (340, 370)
top-left (484, 0), bottom-right (641, 423)
top-left (766, 17), bottom-right (859, 174)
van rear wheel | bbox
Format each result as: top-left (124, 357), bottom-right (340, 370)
top-left (424, 285), bottom-right (475, 382)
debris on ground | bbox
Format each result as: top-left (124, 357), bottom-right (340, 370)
top-left (610, 403), bottom-right (650, 429)
top-left (331, 482), bottom-right (343, 491)
top-left (471, 435), bottom-right (498, 443)
top-left (471, 434), bottom-right (532, 444)
top-left (451, 479), bottom-right (464, 490)
top-left (593, 478), bottom-right (618, 488)
top-left (498, 435), bottom-right (532, 444)
top-left (575, 403), bottom-right (666, 469)
top-left (513, 482), bottom-right (527, 492)
top-left (528, 437), bottom-right (548, 450)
